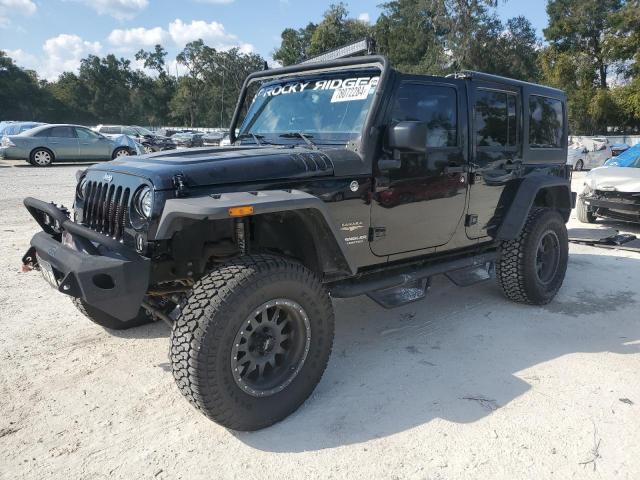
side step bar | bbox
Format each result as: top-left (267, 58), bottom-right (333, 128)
top-left (329, 251), bottom-right (496, 306)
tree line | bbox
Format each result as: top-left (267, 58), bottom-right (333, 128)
top-left (0, 0), bottom-right (638, 134)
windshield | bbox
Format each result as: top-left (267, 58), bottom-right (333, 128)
top-left (239, 71), bottom-right (380, 145)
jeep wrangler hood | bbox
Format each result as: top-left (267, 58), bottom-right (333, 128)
top-left (86, 146), bottom-right (346, 190)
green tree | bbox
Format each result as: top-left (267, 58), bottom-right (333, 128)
top-left (273, 23), bottom-right (317, 66)
top-left (0, 51), bottom-right (46, 120)
top-left (544, 0), bottom-right (623, 89)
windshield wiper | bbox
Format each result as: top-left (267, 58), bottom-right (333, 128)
top-left (279, 131), bottom-right (318, 149)
top-left (235, 133), bottom-right (270, 146)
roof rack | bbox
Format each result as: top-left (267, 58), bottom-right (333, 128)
top-left (300, 38), bottom-right (376, 65)
top-left (447, 70), bottom-right (565, 94)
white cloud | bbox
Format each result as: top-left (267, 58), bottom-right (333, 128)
top-left (0, 0), bottom-right (36, 27)
top-left (168, 19), bottom-right (253, 52)
top-left (26, 34), bottom-right (103, 80)
top-left (358, 12), bottom-right (370, 24)
top-left (79, 0), bottom-right (148, 20)
top-left (108, 26), bottom-right (168, 48)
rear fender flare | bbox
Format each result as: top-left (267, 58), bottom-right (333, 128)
top-left (496, 174), bottom-right (573, 241)
top-left (154, 189), bottom-right (356, 274)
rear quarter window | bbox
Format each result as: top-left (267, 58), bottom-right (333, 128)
top-left (529, 95), bottom-right (563, 148)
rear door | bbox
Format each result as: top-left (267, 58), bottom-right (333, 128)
top-left (47, 126), bottom-right (79, 160)
top-left (370, 78), bottom-right (468, 255)
top-left (466, 83), bottom-right (521, 239)
top-left (75, 127), bottom-right (111, 160)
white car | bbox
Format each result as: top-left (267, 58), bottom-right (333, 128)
top-left (568, 138), bottom-right (612, 171)
top-left (576, 144), bottom-right (640, 224)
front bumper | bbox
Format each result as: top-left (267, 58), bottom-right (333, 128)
top-left (23, 197), bottom-right (150, 321)
top-left (582, 194), bottom-right (640, 222)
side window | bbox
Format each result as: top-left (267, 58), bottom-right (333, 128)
top-left (529, 95), bottom-right (563, 148)
top-left (101, 126), bottom-right (119, 134)
top-left (391, 83), bottom-right (458, 147)
top-left (49, 126), bottom-right (76, 138)
top-left (474, 89), bottom-right (518, 148)
top-left (123, 127), bottom-right (137, 136)
top-left (75, 128), bottom-right (100, 139)
top-left (34, 128), bottom-right (52, 138)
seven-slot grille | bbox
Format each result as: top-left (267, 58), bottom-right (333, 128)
top-left (82, 181), bottom-right (131, 240)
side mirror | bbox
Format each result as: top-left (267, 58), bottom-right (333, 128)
top-left (388, 121), bottom-right (427, 153)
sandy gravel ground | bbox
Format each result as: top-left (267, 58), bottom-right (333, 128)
top-left (1, 160), bottom-right (639, 480)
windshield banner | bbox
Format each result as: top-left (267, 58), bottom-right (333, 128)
top-left (255, 76), bottom-right (379, 103)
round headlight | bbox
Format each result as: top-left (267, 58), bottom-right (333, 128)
top-left (135, 186), bottom-right (153, 218)
top-left (76, 177), bottom-right (88, 200)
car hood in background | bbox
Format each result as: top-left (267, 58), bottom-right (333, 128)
top-left (586, 166), bottom-right (640, 193)
top-left (83, 145), bottom-right (364, 190)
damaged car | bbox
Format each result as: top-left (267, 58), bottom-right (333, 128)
top-left (577, 143), bottom-right (640, 224)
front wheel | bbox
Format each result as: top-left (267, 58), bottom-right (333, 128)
top-left (496, 208), bottom-right (569, 305)
top-left (576, 195), bottom-right (596, 223)
top-left (170, 255), bottom-right (334, 431)
top-left (574, 159), bottom-right (584, 171)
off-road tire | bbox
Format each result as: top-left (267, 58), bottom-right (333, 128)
top-left (72, 298), bottom-right (153, 330)
top-left (496, 208), bottom-right (568, 305)
top-left (170, 254), bottom-right (334, 431)
top-left (576, 196), bottom-right (596, 223)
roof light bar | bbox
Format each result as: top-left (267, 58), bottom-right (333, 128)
top-left (300, 38), bottom-right (376, 65)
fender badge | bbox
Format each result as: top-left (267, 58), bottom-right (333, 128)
top-left (349, 180), bottom-right (359, 192)
top-left (103, 173), bottom-right (113, 183)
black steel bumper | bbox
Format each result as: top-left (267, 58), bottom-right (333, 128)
top-left (23, 197), bottom-right (150, 321)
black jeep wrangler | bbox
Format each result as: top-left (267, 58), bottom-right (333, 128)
top-left (22, 46), bottom-right (574, 431)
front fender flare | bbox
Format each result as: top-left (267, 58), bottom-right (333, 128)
top-left (154, 189), bottom-right (356, 274)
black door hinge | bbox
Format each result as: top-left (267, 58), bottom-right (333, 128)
top-left (368, 226), bottom-right (386, 241)
top-left (465, 214), bottom-right (478, 227)
top-left (173, 173), bottom-right (187, 197)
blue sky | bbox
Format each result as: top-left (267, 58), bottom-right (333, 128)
top-left (0, 0), bottom-right (549, 80)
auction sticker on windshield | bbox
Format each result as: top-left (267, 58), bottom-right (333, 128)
top-left (330, 78), bottom-right (377, 103)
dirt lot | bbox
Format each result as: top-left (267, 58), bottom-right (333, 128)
top-left (1, 160), bottom-right (639, 480)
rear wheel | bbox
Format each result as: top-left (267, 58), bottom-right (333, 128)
top-left (496, 208), bottom-right (568, 305)
top-left (72, 298), bottom-right (153, 330)
top-left (112, 147), bottom-right (130, 159)
top-left (30, 148), bottom-right (54, 167)
top-left (143, 144), bottom-right (154, 154)
top-left (170, 254), bottom-right (334, 431)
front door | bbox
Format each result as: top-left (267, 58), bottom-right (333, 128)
top-left (370, 79), bottom-right (468, 256)
top-left (75, 127), bottom-right (111, 160)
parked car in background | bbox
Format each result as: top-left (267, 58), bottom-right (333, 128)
top-left (202, 130), bottom-right (225, 146)
top-left (94, 125), bottom-right (177, 153)
top-left (611, 143), bottom-right (630, 157)
top-left (0, 124), bottom-right (138, 166)
top-left (577, 143), bottom-right (640, 224)
top-left (567, 137), bottom-right (612, 170)
top-left (172, 132), bottom-right (204, 148)
top-left (0, 121), bottom-right (46, 136)
top-left (566, 143), bottom-right (587, 171)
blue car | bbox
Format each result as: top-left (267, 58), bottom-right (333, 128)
top-left (0, 124), bottom-right (140, 166)
top-left (0, 121), bottom-right (45, 136)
